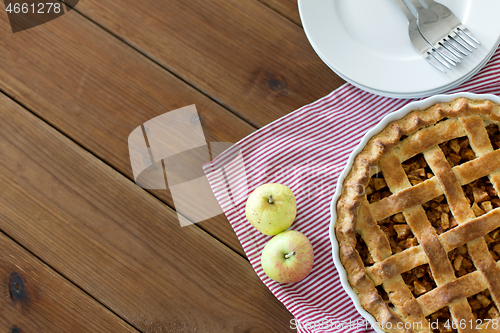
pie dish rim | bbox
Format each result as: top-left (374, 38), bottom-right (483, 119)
top-left (329, 92), bottom-right (500, 333)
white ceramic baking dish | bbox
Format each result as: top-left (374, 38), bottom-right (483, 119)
top-left (329, 92), bottom-right (500, 333)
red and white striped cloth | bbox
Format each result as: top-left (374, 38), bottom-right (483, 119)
top-left (203, 49), bottom-right (500, 333)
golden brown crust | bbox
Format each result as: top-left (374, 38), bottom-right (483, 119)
top-left (453, 149), bottom-right (500, 185)
top-left (357, 199), bottom-right (392, 262)
top-left (417, 270), bottom-right (488, 316)
top-left (335, 98), bottom-right (500, 333)
top-left (367, 246), bottom-right (428, 285)
top-left (439, 209), bottom-right (500, 251)
top-left (370, 178), bottom-right (443, 220)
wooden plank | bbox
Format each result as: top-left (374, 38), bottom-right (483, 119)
top-left (70, 0), bottom-right (344, 127)
top-left (0, 231), bottom-right (138, 333)
top-left (258, 0), bottom-right (302, 26)
top-left (0, 10), bottom-right (251, 256)
top-left (0, 93), bottom-right (291, 330)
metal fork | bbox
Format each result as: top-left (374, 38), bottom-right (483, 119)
top-left (392, 0), bottom-right (450, 72)
top-left (406, 0), bottom-right (480, 63)
top-left (423, 0), bottom-right (481, 47)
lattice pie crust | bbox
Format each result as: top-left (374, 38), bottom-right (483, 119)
top-left (336, 98), bottom-right (500, 333)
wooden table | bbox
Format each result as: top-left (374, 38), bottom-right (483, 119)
top-left (0, 1), bottom-right (344, 331)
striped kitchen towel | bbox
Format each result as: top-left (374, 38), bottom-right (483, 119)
top-left (203, 48), bottom-right (500, 333)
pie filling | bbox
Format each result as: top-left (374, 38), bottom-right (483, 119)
top-left (366, 172), bottom-right (392, 204)
top-left (447, 245), bottom-right (476, 278)
top-left (487, 227), bottom-right (500, 262)
top-left (402, 153), bottom-right (435, 186)
top-left (356, 234), bottom-right (375, 266)
top-left (439, 137), bottom-right (476, 168)
top-left (427, 307), bottom-right (455, 333)
top-left (402, 264), bottom-right (436, 298)
top-left (486, 124), bottom-right (500, 150)
top-left (377, 285), bottom-right (393, 308)
top-left (356, 133), bottom-right (500, 330)
top-left (468, 289), bottom-right (500, 322)
top-left (462, 176), bottom-right (500, 217)
top-left (379, 212), bottom-right (419, 255)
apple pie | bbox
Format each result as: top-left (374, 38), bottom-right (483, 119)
top-left (336, 98), bottom-right (500, 333)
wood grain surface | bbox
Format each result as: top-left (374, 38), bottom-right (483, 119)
top-left (0, 10), bottom-right (251, 256)
top-left (69, 0), bottom-right (344, 127)
top-left (0, 92), bottom-right (292, 331)
top-left (0, 0), bottom-right (346, 329)
top-left (259, 0), bottom-right (302, 25)
top-left (0, 232), bottom-right (138, 333)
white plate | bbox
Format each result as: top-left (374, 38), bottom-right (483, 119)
top-left (299, 0), bottom-right (500, 97)
top-left (329, 93), bottom-right (500, 333)
top-left (334, 43), bottom-right (498, 98)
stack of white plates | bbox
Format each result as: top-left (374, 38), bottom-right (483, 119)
top-left (298, 0), bottom-right (500, 98)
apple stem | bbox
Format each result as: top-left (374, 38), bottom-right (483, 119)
top-left (269, 195), bottom-right (274, 204)
top-left (284, 251), bottom-right (296, 259)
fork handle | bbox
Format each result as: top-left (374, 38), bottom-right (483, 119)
top-left (405, 0), bottom-right (425, 11)
top-left (421, 0), bottom-right (434, 7)
top-left (392, 0), bottom-right (415, 22)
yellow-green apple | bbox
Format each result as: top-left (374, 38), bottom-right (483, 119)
top-left (245, 183), bottom-right (296, 235)
top-left (261, 230), bottom-right (314, 283)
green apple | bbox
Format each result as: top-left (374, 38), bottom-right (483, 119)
top-left (261, 230), bottom-right (314, 283)
top-left (245, 183), bottom-right (296, 235)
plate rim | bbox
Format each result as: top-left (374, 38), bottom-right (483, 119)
top-left (331, 47), bottom-right (498, 98)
